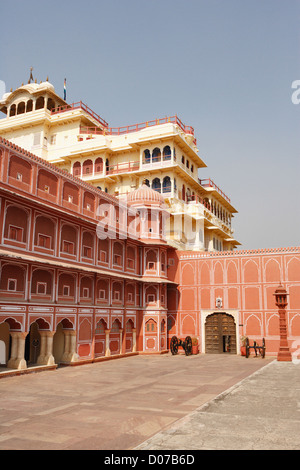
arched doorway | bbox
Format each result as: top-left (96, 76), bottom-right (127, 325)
top-left (25, 322), bottom-right (41, 365)
top-left (53, 318), bottom-right (77, 365)
top-left (205, 313), bottom-right (237, 354)
top-left (0, 321), bottom-right (10, 365)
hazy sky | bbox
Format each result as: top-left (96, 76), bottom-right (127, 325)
top-left (0, 0), bottom-right (299, 250)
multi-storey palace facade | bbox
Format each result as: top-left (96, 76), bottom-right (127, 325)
top-left (0, 78), bottom-right (299, 373)
top-left (0, 80), bottom-right (240, 252)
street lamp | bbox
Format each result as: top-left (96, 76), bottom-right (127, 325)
top-left (274, 285), bottom-right (292, 361)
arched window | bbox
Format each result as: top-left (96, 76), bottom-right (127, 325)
top-left (152, 178), bottom-right (161, 193)
top-left (145, 319), bottom-right (157, 332)
top-left (9, 104), bottom-right (16, 117)
top-left (162, 176), bottom-right (171, 193)
top-left (72, 161), bottom-right (81, 177)
top-left (82, 159), bottom-right (93, 176)
top-left (182, 184), bottom-right (186, 201)
top-left (47, 98), bottom-right (55, 111)
top-left (95, 319), bottom-right (106, 334)
top-left (36, 96), bottom-right (45, 110)
top-left (95, 157), bottom-right (103, 173)
top-left (17, 102), bottom-right (25, 115)
top-left (143, 149), bottom-right (151, 164)
top-left (163, 146), bottom-right (171, 161)
top-left (26, 100), bottom-right (33, 112)
top-left (37, 169), bottom-right (58, 196)
top-left (60, 224), bottom-right (77, 255)
top-left (34, 215), bottom-right (55, 250)
top-left (111, 319), bottom-right (121, 332)
top-left (63, 182), bottom-right (79, 205)
top-left (152, 148), bottom-right (161, 163)
top-left (4, 205), bottom-right (29, 243)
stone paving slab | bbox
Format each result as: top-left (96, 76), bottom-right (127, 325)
top-left (135, 361), bottom-right (300, 450)
top-left (0, 353), bottom-right (274, 450)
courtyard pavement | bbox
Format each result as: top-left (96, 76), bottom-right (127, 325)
top-left (0, 353), bottom-right (298, 450)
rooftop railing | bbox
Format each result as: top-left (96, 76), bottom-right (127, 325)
top-left (106, 161), bottom-right (140, 175)
top-left (79, 115), bottom-right (195, 139)
top-left (51, 101), bottom-right (109, 128)
top-left (198, 178), bottom-right (231, 203)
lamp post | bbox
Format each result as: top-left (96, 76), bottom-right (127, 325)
top-left (274, 284), bottom-right (292, 361)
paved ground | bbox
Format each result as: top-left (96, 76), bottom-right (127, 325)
top-left (0, 353), bottom-right (297, 450)
top-left (136, 360), bottom-right (300, 451)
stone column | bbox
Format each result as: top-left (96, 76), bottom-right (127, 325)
top-left (119, 328), bottom-right (123, 354)
top-left (69, 330), bottom-right (79, 362)
top-left (16, 333), bottom-right (27, 370)
top-left (277, 307), bottom-right (292, 362)
top-left (37, 332), bottom-right (47, 365)
top-left (132, 328), bottom-right (137, 352)
top-left (7, 332), bottom-right (19, 369)
top-left (105, 329), bottom-right (111, 357)
top-left (61, 330), bottom-right (78, 363)
top-left (8, 332), bottom-right (28, 370)
top-left (37, 332), bottom-right (55, 366)
top-left (61, 330), bottom-right (71, 362)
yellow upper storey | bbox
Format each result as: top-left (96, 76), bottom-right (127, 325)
top-left (0, 80), bottom-right (240, 251)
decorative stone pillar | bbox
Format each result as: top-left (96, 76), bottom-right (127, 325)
top-left (7, 332), bottom-right (19, 368)
top-left (61, 330), bottom-right (79, 363)
top-left (132, 328), bottom-right (137, 352)
top-left (37, 332), bottom-right (47, 364)
top-left (274, 285), bottom-right (292, 362)
top-left (37, 332), bottom-right (55, 366)
top-left (105, 329), bottom-right (111, 357)
top-left (8, 332), bottom-right (27, 370)
top-left (69, 330), bottom-right (79, 362)
top-left (119, 328), bottom-right (123, 354)
top-left (61, 330), bottom-right (71, 362)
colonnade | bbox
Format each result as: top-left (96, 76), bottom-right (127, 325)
top-left (103, 328), bottom-right (137, 357)
top-left (6, 329), bottom-right (78, 370)
top-left (4, 327), bottom-right (137, 370)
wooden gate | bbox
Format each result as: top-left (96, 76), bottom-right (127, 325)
top-left (205, 313), bottom-right (236, 354)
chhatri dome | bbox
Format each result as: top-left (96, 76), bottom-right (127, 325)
top-left (127, 181), bottom-right (165, 206)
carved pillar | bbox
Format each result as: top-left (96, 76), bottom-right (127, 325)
top-left (37, 332), bottom-right (55, 366)
top-left (69, 330), bottom-right (79, 362)
top-left (119, 328), bottom-right (123, 354)
top-left (132, 328), bottom-right (137, 352)
top-left (37, 332), bottom-right (47, 364)
top-left (8, 332), bottom-right (27, 370)
top-left (61, 330), bottom-right (71, 362)
top-left (61, 330), bottom-right (78, 363)
top-left (7, 332), bottom-right (19, 368)
top-left (105, 329), bottom-right (111, 356)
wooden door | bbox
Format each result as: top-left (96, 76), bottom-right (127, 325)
top-left (205, 313), bottom-right (236, 354)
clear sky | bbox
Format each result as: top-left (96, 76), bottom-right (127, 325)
top-left (0, 0), bottom-right (299, 250)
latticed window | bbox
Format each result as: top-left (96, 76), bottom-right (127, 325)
top-left (95, 320), bottom-right (105, 334)
top-left (111, 320), bottom-right (120, 333)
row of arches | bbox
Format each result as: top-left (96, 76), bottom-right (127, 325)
top-left (143, 146), bottom-right (172, 164)
top-left (7, 95), bottom-right (57, 117)
top-left (0, 316), bottom-right (137, 369)
top-left (144, 176), bottom-right (173, 194)
top-left (0, 261), bottom-right (167, 307)
top-left (72, 158), bottom-right (104, 177)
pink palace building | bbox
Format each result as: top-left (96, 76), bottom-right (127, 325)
top-left (0, 77), bottom-right (299, 372)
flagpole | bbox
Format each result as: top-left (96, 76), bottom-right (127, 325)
top-left (64, 78), bottom-right (66, 101)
